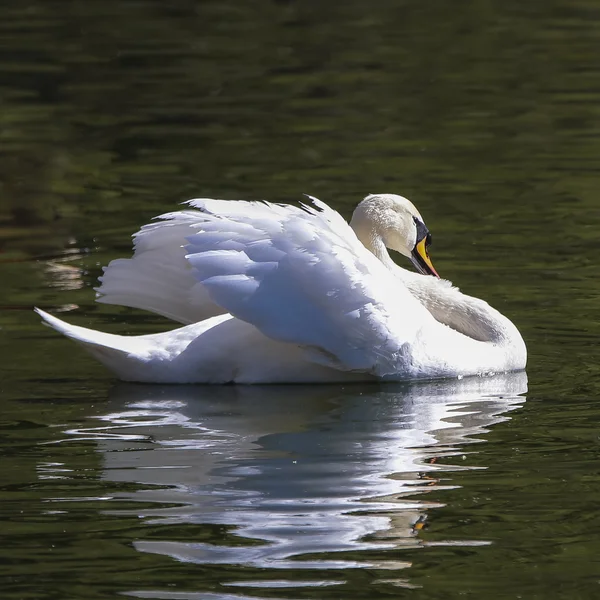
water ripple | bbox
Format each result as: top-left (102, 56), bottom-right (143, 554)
top-left (59, 373), bottom-right (526, 578)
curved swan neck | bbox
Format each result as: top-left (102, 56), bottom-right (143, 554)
top-left (350, 211), bottom-right (398, 270)
top-left (350, 210), bottom-right (523, 350)
top-left (349, 200), bottom-right (526, 374)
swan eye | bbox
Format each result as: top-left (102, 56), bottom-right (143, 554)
top-left (426, 233), bottom-right (432, 247)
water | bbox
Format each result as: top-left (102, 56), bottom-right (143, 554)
top-left (2, 0), bottom-right (600, 598)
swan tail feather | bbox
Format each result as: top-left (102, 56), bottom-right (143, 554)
top-left (35, 308), bottom-right (149, 380)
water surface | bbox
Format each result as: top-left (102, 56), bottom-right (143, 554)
top-left (2, 1), bottom-right (600, 598)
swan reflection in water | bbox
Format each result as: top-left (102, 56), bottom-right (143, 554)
top-left (66, 372), bottom-right (526, 581)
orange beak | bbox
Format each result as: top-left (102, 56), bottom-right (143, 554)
top-left (411, 237), bottom-right (440, 278)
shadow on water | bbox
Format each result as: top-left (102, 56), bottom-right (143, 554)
top-left (59, 372), bottom-right (526, 595)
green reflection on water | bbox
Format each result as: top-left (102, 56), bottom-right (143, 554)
top-left (2, 0), bottom-right (600, 598)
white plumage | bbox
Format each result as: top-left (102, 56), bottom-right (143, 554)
top-left (36, 193), bottom-right (527, 383)
top-left (95, 209), bottom-right (219, 324)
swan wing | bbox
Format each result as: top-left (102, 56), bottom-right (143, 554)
top-left (95, 209), bottom-right (224, 324)
top-left (184, 197), bottom-right (429, 376)
top-left (95, 199), bottom-right (334, 324)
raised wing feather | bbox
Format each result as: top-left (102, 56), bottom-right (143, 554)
top-left (185, 198), bottom-right (429, 376)
top-left (96, 209), bottom-right (225, 324)
top-left (95, 198), bottom-right (326, 324)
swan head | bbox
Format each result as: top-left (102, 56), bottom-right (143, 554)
top-left (351, 193), bottom-right (439, 277)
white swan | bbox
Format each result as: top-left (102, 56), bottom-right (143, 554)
top-left (35, 193), bottom-right (526, 383)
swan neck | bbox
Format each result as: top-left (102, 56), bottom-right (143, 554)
top-left (350, 206), bottom-right (526, 371)
top-left (350, 214), bottom-right (396, 269)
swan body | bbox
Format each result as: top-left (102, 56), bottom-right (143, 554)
top-left (36, 194), bottom-right (526, 383)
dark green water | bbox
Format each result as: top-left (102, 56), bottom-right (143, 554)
top-left (2, 1), bottom-right (600, 598)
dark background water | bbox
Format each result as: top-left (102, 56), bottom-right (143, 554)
top-left (2, 1), bottom-right (600, 598)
